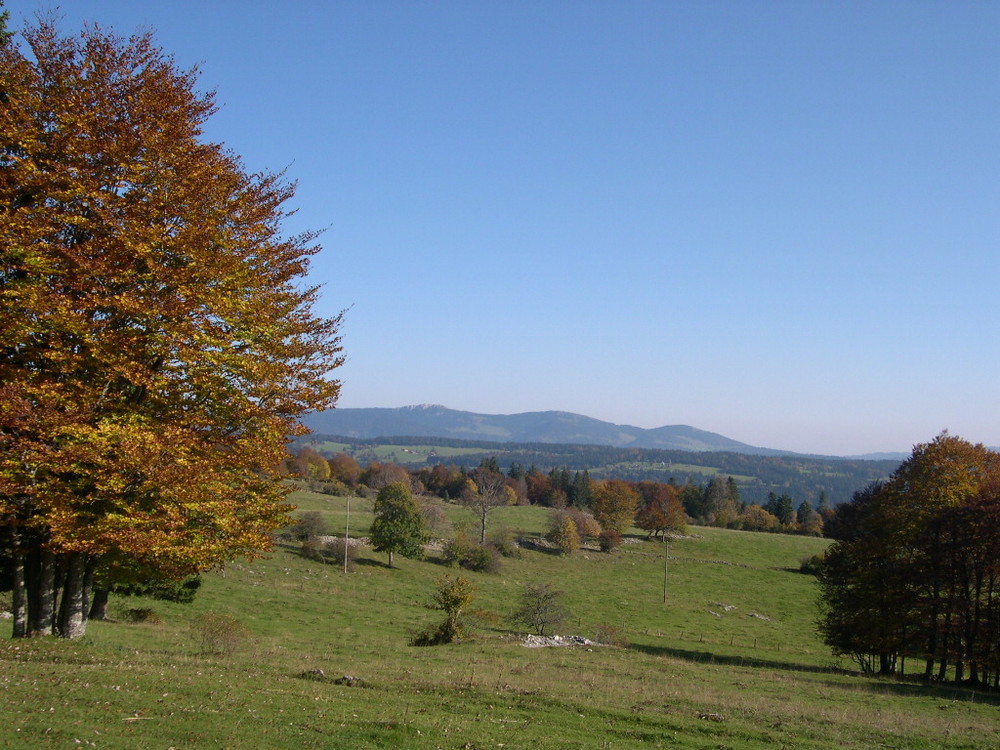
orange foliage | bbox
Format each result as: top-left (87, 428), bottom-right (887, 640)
top-left (0, 19), bottom-right (344, 626)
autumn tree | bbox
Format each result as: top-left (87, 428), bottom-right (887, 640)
top-left (0, 19), bottom-right (343, 638)
top-left (327, 452), bottom-right (361, 486)
top-left (361, 461), bottom-right (411, 491)
top-left (818, 434), bottom-right (1000, 683)
top-left (462, 467), bottom-right (510, 544)
top-left (369, 482), bottom-right (429, 568)
top-left (592, 480), bottom-right (640, 536)
top-left (545, 511), bottom-right (580, 555)
top-left (635, 481), bottom-right (686, 538)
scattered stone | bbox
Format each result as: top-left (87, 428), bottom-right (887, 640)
top-left (523, 634), bottom-right (596, 648)
top-left (334, 674), bottom-right (365, 687)
top-left (712, 602), bottom-right (737, 612)
top-left (748, 613), bottom-right (772, 622)
top-left (699, 712), bottom-right (725, 722)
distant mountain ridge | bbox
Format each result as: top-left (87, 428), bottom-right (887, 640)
top-left (301, 405), bottom-right (800, 456)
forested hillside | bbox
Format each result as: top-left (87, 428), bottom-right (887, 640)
top-left (297, 434), bottom-right (898, 506)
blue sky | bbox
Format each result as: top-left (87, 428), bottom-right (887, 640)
top-left (9, 1), bottom-right (999, 456)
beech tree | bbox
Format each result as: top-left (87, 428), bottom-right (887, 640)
top-left (818, 435), bottom-right (1000, 683)
top-left (635, 481), bottom-right (686, 538)
top-left (0, 20), bottom-right (343, 638)
top-left (592, 480), bottom-right (640, 536)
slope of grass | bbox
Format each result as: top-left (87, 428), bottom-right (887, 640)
top-left (2, 492), bottom-right (997, 749)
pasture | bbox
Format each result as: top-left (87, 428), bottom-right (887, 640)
top-left (2, 490), bottom-right (996, 749)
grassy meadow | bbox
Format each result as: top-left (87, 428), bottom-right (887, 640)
top-left (2, 489), bottom-right (997, 749)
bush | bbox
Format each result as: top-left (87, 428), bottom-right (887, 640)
top-left (442, 532), bottom-right (502, 573)
top-left (326, 537), bottom-right (361, 571)
top-left (545, 511), bottom-right (580, 555)
top-left (411, 576), bottom-right (477, 646)
top-left (488, 525), bottom-right (520, 558)
top-left (442, 532), bottom-right (475, 567)
top-left (461, 543), bottom-right (502, 573)
top-left (301, 537), bottom-right (325, 561)
top-left (193, 612), bottom-right (251, 656)
top-left (567, 508), bottom-right (602, 542)
top-left (294, 511), bottom-right (327, 541)
top-left (799, 552), bottom-right (825, 576)
top-left (509, 582), bottom-right (569, 636)
top-left (598, 528), bottom-right (622, 553)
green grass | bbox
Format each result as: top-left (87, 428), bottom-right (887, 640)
top-left (308, 441), bottom-right (485, 465)
top-left (3, 492), bottom-right (997, 749)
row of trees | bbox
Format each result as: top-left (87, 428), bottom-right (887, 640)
top-left (290, 446), bottom-right (829, 537)
top-left (818, 433), bottom-right (1000, 685)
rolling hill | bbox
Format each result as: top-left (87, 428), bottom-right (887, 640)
top-left (301, 404), bottom-right (793, 455)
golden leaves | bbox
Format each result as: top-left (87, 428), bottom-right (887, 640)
top-left (1, 19), bottom-right (339, 576)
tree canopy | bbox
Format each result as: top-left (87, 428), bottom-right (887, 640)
top-left (0, 18), bottom-right (343, 637)
top-left (369, 482), bottom-right (429, 568)
top-left (818, 433), bottom-right (1000, 683)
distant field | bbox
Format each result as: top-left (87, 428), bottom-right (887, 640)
top-left (309, 440), bottom-right (484, 465)
top-left (3, 490), bottom-right (995, 749)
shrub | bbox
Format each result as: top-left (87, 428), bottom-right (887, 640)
top-left (301, 536), bottom-right (325, 561)
top-left (598, 528), bottom-right (622, 553)
top-left (442, 532), bottom-right (501, 573)
top-left (442, 532), bottom-right (475, 567)
top-left (411, 576), bottom-right (477, 646)
top-left (294, 511), bottom-right (327, 541)
top-left (461, 543), bottom-right (502, 573)
top-left (567, 508), bottom-right (602, 542)
top-left (545, 511), bottom-right (580, 555)
top-left (326, 537), bottom-right (360, 571)
top-left (799, 552), bottom-right (825, 576)
top-left (488, 525), bottom-right (520, 558)
top-left (419, 499), bottom-right (452, 536)
top-left (509, 582), bottom-right (570, 636)
top-left (193, 612), bottom-right (251, 656)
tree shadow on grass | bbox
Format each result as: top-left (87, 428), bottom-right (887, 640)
top-left (631, 642), bottom-right (847, 677)
top-left (632, 643), bottom-right (1000, 705)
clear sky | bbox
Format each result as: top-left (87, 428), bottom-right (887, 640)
top-left (8, 1), bottom-right (999, 456)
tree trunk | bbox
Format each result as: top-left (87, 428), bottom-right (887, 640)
top-left (27, 549), bottom-right (57, 636)
top-left (10, 552), bottom-right (27, 638)
top-left (57, 552), bottom-right (91, 639)
top-left (89, 587), bottom-right (109, 621)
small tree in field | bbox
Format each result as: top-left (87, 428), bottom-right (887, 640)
top-left (545, 511), bottom-right (580, 555)
top-left (462, 467), bottom-right (510, 544)
top-left (510, 582), bottom-right (570, 636)
top-left (411, 575), bottom-right (477, 646)
top-left (369, 482), bottom-right (429, 567)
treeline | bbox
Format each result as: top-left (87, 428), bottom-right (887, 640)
top-left (819, 433), bottom-right (1000, 686)
top-left (298, 434), bottom-right (897, 506)
top-left (284, 448), bottom-right (829, 538)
